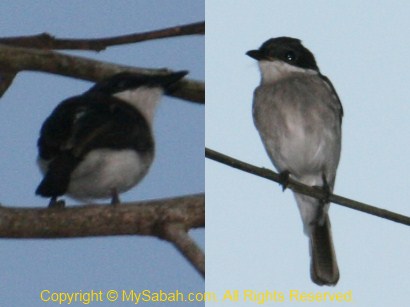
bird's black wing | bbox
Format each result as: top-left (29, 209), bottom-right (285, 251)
top-left (37, 95), bottom-right (84, 161)
top-left (38, 92), bottom-right (153, 161)
top-left (320, 74), bottom-right (344, 121)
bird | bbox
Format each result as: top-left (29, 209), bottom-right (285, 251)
top-left (247, 37), bottom-right (343, 286)
top-left (36, 71), bottom-right (188, 207)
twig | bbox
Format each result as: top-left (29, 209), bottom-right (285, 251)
top-left (161, 223), bottom-right (205, 277)
top-left (0, 44), bottom-right (204, 103)
top-left (205, 148), bottom-right (410, 226)
top-left (0, 22), bottom-right (205, 51)
top-left (0, 71), bottom-right (17, 97)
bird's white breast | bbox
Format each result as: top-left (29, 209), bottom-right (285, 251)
top-left (114, 86), bottom-right (163, 125)
top-left (258, 60), bottom-right (317, 84)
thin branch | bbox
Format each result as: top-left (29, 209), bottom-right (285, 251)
top-left (205, 148), bottom-right (410, 226)
top-left (161, 223), bottom-right (205, 277)
top-left (0, 44), bottom-right (204, 103)
top-left (0, 193), bottom-right (204, 238)
top-left (0, 22), bottom-right (205, 51)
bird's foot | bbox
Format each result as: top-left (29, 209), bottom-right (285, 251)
top-left (278, 170), bottom-right (290, 191)
top-left (313, 174), bottom-right (331, 204)
top-left (110, 189), bottom-right (121, 206)
top-left (48, 197), bottom-right (65, 208)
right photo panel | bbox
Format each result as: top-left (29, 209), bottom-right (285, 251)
top-left (206, 1), bottom-right (410, 306)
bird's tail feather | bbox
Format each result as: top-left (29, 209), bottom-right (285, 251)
top-left (309, 215), bottom-right (339, 286)
top-left (36, 153), bottom-right (80, 197)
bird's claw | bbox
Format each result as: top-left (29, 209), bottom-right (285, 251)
top-left (48, 197), bottom-right (66, 208)
top-left (313, 174), bottom-right (331, 204)
top-left (279, 170), bottom-right (290, 191)
top-left (111, 188), bottom-right (121, 206)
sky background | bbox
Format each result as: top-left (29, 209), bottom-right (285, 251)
top-left (206, 1), bottom-right (410, 306)
top-left (0, 1), bottom-right (204, 306)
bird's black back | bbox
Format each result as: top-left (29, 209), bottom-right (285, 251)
top-left (38, 92), bottom-right (154, 161)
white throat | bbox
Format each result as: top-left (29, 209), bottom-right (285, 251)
top-left (114, 86), bottom-right (163, 125)
top-left (258, 60), bottom-right (317, 84)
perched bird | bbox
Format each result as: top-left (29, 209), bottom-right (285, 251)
top-left (36, 71), bottom-right (188, 207)
top-left (247, 37), bottom-right (343, 286)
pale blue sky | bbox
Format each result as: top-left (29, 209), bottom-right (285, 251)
top-left (206, 1), bottom-right (410, 306)
top-left (0, 1), bottom-right (204, 306)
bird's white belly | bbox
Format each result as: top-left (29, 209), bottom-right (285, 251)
top-left (280, 131), bottom-right (325, 173)
top-left (67, 149), bottom-right (151, 200)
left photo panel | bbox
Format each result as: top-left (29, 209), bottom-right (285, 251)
top-left (0, 1), bottom-right (204, 306)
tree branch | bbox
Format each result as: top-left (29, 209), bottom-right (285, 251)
top-left (161, 223), bottom-right (205, 277)
top-left (0, 70), bottom-right (17, 96)
top-left (0, 193), bottom-right (205, 276)
top-left (0, 193), bottom-right (204, 238)
top-left (0, 22), bottom-right (205, 51)
top-left (0, 44), bottom-right (204, 103)
top-left (205, 148), bottom-right (410, 226)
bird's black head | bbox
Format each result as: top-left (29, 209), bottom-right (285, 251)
top-left (246, 37), bottom-right (319, 71)
top-left (88, 71), bottom-right (188, 95)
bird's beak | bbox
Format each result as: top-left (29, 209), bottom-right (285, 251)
top-left (246, 49), bottom-right (263, 60)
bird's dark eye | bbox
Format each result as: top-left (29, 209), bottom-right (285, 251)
top-left (285, 51), bottom-right (296, 62)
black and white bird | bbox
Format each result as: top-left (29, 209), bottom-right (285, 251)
top-left (36, 71), bottom-right (188, 207)
top-left (247, 37), bottom-right (342, 286)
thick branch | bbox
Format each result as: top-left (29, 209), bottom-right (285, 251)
top-left (206, 148), bottom-right (410, 226)
top-left (0, 44), bottom-right (204, 103)
top-left (0, 193), bottom-right (204, 238)
top-left (0, 22), bottom-right (205, 51)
